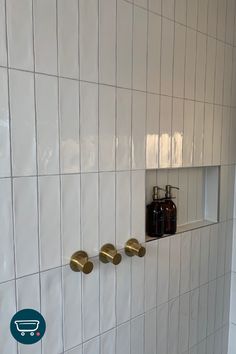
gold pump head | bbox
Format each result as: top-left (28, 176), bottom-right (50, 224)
top-left (165, 185), bottom-right (179, 199)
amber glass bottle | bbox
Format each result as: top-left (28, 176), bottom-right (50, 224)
top-left (163, 185), bottom-right (179, 235)
top-left (146, 186), bottom-right (165, 237)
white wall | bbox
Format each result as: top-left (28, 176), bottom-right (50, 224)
top-left (0, 0), bottom-right (235, 353)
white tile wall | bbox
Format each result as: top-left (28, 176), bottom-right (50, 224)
top-left (0, 0), bottom-right (235, 353)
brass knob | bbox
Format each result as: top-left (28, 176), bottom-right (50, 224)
top-left (99, 244), bottom-right (122, 265)
top-left (70, 251), bottom-right (94, 274)
top-left (125, 238), bottom-right (146, 257)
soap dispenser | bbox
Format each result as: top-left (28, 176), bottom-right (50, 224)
top-left (146, 186), bottom-right (165, 238)
top-left (163, 185), bottom-right (179, 235)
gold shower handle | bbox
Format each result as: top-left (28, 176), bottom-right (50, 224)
top-left (99, 244), bottom-right (122, 265)
top-left (70, 251), bottom-right (94, 274)
top-left (125, 238), bottom-right (146, 257)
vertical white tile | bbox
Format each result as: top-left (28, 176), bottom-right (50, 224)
top-left (187, 169), bottom-right (197, 222)
top-left (0, 281), bottom-right (17, 354)
top-left (205, 37), bottom-right (216, 104)
top-left (230, 272), bottom-right (236, 323)
top-left (189, 288), bottom-right (199, 348)
top-left (146, 170), bottom-right (157, 203)
top-left (198, 284), bottom-right (208, 342)
top-left (190, 230), bottom-right (200, 290)
top-left (222, 325), bottom-right (229, 354)
top-left (99, 85), bottom-right (115, 171)
top-left (131, 255), bottom-right (145, 317)
top-left (215, 276), bottom-right (224, 330)
top-left (208, 0), bottom-right (218, 37)
top-left (63, 266), bottom-right (82, 351)
top-left (99, 172), bottom-right (115, 246)
top-left (58, 0), bottom-right (79, 78)
top-left (197, 340), bottom-right (207, 354)
top-left (59, 78), bottom-right (80, 174)
top-left (157, 303), bottom-right (168, 354)
top-left (168, 297), bottom-right (179, 354)
top-left (117, 0), bottom-right (132, 88)
top-left (9, 70), bottom-right (36, 176)
top-left (183, 100), bottom-right (194, 167)
top-left (187, 0), bottom-right (198, 29)
top-left (178, 169), bottom-right (188, 225)
top-left (219, 166), bottom-right (228, 221)
top-left (195, 33), bottom-right (207, 102)
top-left (217, 222), bottom-right (226, 278)
top-left (101, 329), bottom-right (116, 354)
top-left (145, 310), bottom-right (156, 354)
top-left (161, 18), bottom-right (174, 96)
top-left (203, 103), bottom-right (213, 166)
top-left (100, 262), bottom-right (116, 332)
top-left (214, 41), bottom-right (225, 105)
top-left (193, 102), bottom-right (204, 166)
top-left (199, 227), bottom-right (210, 286)
top-left (163, 0), bottom-right (175, 19)
top-left (196, 168), bottom-right (204, 221)
top-left (231, 48), bottom-right (236, 107)
top-left (175, 0), bottom-right (187, 25)
top-left (145, 241), bottom-right (158, 311)
top-left (147, 12), bottom-right (161, 94)
top-left (41, 268), bottom-right (63, 354)
top-left (149, 0), bottom-right (162, 14)
top-left (7, 0), bottom-right (33, 70)
top-left (146, 94), bottom-right (159, 169)
top-left (217, 0), bottom-right (227, 41)
top-left (157, 237), bottom-right (170, 306)
top-left (116, 88), bottom-right (132, 170)
top-left (13, 177), bottom-right (39, 278)
top-left (80, 82), bottom-right (98, 172)
top-left (83, 337), bottom-right (100, 354)
top-left (116, 322), bottom-right (131, 354)
top-left (226, 0), bottom-right (235, 45)
top-left (225, 220), bottom-right (233, 273)
top-left (221, 107), bottom-right (230, 166)
top-left (131, 170), bottom-right (145, 239)
top-left (169, 234), bottom-right (181, 300)
top-left (132, 91), bottom-right (146, 169)
top-left (61, 174), bottom-right (80, 265)
top-left (223, 45), bottom-right (233, 106)
top-left (131, 316), bottom-right (144, 354)
top-left (133, 6), bottom-right (147, 91)
top-left (116, 171), bottom-right (131, 249)
top-left (223, 273), bottom-right (231, 326)
top-left (159, 95), bottom-right (172, 168)
top-left (0, 67), bottom-right (10, 177)
top-left (36, 74), bottom-right (59, 175)
top-left (212, 105), bottom-right (222, 166)
top-left (172, 98), bottom-right (184, 168)
top-left (185, 28), bottom-right (197, 100)
top-left (209, 224), bottom-right (218, 281)
top-left (39, 176), bottom-right (61, 271)
top-left (173, 23), bottom-right (186, 98)
top-left (197, 0), bottom-right (208, 33)
top-left (180, 232), bottom-right (191, 294)
top-left (81, 173), bottom-right (98, 256)
top-left (34, 0), bottom-right (57, 75)
top-left (79, 0), bottom-right (98, 82)
top-left (17, 274), bottom-right (41, 354)
top-left (178, 292), bottom-right (190, 354)
top-left (116, 256), bottom-right (131, 325)
top-left (82, 265), bottom-right (100, 342)
top-left (99, 0), bottom-right (116, 85)
top-left (0, 179), bottom-right (14, 283)
top-left (207, 280), bottom-right (216, 336)
top-left (0, 0), bottom-right (7, 66)
top-left (206, 333), bottom-right (215, 354)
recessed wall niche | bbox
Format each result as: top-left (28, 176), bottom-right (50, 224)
top-left (146, 166), bottom-right (219, 241)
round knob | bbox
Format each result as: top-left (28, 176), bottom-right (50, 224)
top-left (70, 251), bottom-right (94, 274)
top-left (99, 244), bottom-right (122, 265)
top-left (125, 238), bottom-right (146, 257)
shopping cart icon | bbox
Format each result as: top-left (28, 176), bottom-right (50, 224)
top-left (14, 320), bottom-right (40, 337)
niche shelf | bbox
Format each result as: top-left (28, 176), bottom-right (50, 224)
top-left (145, 166), bottom-right (220, 242)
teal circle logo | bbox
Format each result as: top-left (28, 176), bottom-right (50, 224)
top-left (10, 309), bottom-right (46, 345)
